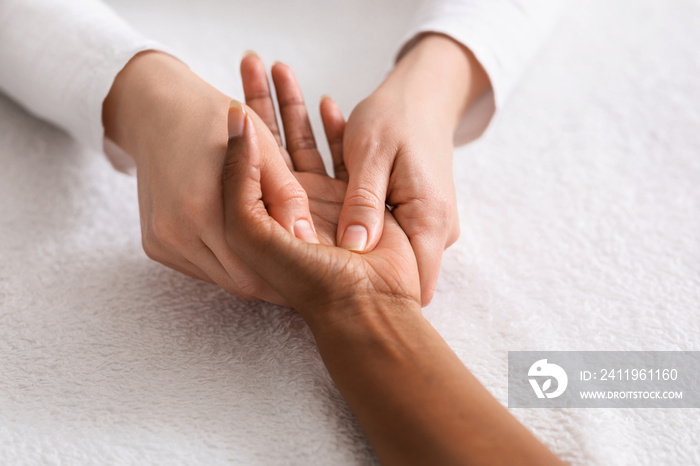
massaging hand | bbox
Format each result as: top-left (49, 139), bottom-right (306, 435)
top-left (102, 51), bottom-right (345, 304)
top-left (336, 34), bottom-right (489, 305)
top-left (222, 100), bottom-right (420, 315)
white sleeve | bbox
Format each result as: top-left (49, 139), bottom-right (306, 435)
top-left (0, 0), bottom-right (167, 172)
top-left (397, 0), bottom-right (564, 145)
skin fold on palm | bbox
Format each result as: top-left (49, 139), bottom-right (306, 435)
top-left (295, 172), bottom-right (346, 246)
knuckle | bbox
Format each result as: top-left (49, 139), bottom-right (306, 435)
top-left (431, 191), bottom-right (453, 214)
top-left (141, 236), bottom-right (172, 268)
top-left (179, 190), bottom-right (213, 229)
top-left (410, 227), bottom-right (439, 248)
top-left (446, 221), bottom-right (461, 247)
top-left (277, 180), bottom-right (309, 206)
top-left (228, 275), bottom-right (263, 300)
top-left (415, 193), bottom-right (452, 222)
top-left (150, 214), bottom-right (182, 248)
top-left (223, 142), bottom-right (245, 181)
top-left (405, 199), bottom-right (443, 227)
top-left (349, 139), bottom-right (391, 165)
top-left (141, 237), bottom-right (159, 262)
top-left (245, 91), bottom-right (273, 104)
top-left (279, 91), bottom-right (304, 107)
top-left (333, 160), bottom-right (346, 172)
top-left (345, 186), bottom-right (384, 211)
top-left (286, 134), bottom-right (317, 151)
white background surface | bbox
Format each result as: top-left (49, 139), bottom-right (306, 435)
top-left (1, 0), bottom-right (699, 464)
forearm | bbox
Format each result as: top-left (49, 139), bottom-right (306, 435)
top-left (306, 297), bottom-right (562, 465)
top-left (378, 33), bottom-right (490, 133)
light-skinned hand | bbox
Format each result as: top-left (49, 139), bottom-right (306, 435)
top-left (102, 51), bottom-right (323, 304)
top-left (336, 34), bottom-right (489, 305)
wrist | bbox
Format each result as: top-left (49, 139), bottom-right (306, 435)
top-left (102, 51), bottom-right (227, 161)
top-left (303, 294), bottom-right (423, 346)
top-left (103, 51), bottom-right (164, 159)
top-left (379, 33), bottom-right (489, 132)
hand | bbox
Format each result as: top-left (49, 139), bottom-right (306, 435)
top-left (336, 34), bottom-right (489, 305)
top-left (222, 99), bottom-right (420, 322)
top-left (238, 54), bottom-right (348, 246)
top-left (102, 51), bottom-right (322, 304)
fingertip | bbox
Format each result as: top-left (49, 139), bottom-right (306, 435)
top-left (228, 101), bottom-right (246, 139)
top-left (225, 109), bottom-right (259, 183)
top-left (337, 211), bottom-right (385, 254)
top-left (240, 51), bottom-right (259, 68)
top-left (240, 52), bottom-right (266, 85)
top-left (413, 246), bottom-right (442, 307)
top-left (320, 95), bottom-right (339, 111)
top-left (271, 61), bottom-right (297, 85)
top-left (337, 176), bottom-right (388, 251)
top-left (294, 219), bottom-right (320, 244)
top-left (320, 95), bottom-right (343, 122)
top-left (339, 224), bottom-right (368, 252)
top-left (420, 285), bottom-right (436, 307)
top-left (271, 60), bottom-right (287, 73)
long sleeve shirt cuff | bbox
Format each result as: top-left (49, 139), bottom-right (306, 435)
top-left (397, 0), bottom-right (563, 145)
top-left (0, 0), bottom-right (174, 174)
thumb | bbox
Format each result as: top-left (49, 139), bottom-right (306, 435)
top-left (222, 101), bottom-right (325, 308)
top-left (337, 152), bottom-right (391, 253)
top-left (223, 101), bottom-right (268, 239)
top-left (226, 101), bottom-right (318, 245)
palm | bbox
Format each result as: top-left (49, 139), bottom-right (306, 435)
top-left (294, 172), bottom-right (346, 246)
top-left (298, 173), bottom-right (418, 301)
top-left (238, 54), bottom-right (419, 305)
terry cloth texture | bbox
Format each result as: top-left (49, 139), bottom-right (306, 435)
top-left (0, 0), bottom-right (698, 464)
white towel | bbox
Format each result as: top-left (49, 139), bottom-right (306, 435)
top-left (0, 0), bottom-right (698, 464)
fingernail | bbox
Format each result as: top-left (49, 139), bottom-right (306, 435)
top-left (340, 225), bottom-right (367, 252)
top-left (294, 219), bottom-right (319, 244)
top-left (320, 94), bottom-right (332, 102)
top-left (228, 101), bottom-right (246, 138)
top-left (243, 49), bottom-right (257, 57)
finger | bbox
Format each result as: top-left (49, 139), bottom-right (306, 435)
top-left (320, 96), bottom-right (347, 181)
top-left (240, 52), bottom-right (283, 147)
top-left (391, 198), bottom-right (457, 306)
top-left (271, 62), bottom-right (327, 174)
top-left (407, 233), bottom-right (443, 307)
top-left (336, 148), bottom-right (391, 253)
top-left (224, 101), bottom-right (318, 245)
top-left (240, 54), bottom-right (294, 170)
top-left (224, 100), bottom-right (337, 310)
